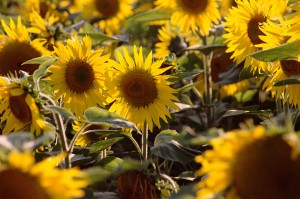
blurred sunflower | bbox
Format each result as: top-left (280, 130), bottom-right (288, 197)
top-left (73, 121), bottom-right (109, 146)
top-left (108, 46), bottom-right (179, 132)
top-left (155, 0), bottom-right (221, 35)
top-left (219, 79), bottom-right (250, 99)
top-left (195, 125), bottom-right (300, 199)
top-left (223, 0), bottom-right (281, 73)
top-left (0, 151), bottom-right (89, 199)
top-left (0, 77), bottom-right (46, 136)
top-left (0, 17), bottom-right (49, 76)
top-left (219, 0), bottom-right (237, 16)
top-left (82, 0), bottom-right (136, 35)
top-left (28, 9), bottom-right (59, 50)
top-left (258, 18), bottom-right (300, 106)
top-left (155, 24), bottom-right (200, 59)
top-left (47, 35), bottom-right (111, 117)
top-left (59, 0), bottom-right (84, 13)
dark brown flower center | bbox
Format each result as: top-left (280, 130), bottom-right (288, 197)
top-left (65, 60), bottom-right (95, 94)
top-left (0, 41), bottom-right (41, 76)
top-left (247, 15), bottom-right (266, 45)
top-left (95, 0), bottom-right (119, 18)
top-left (179, 0), bottom-right (208, 14)
top-left (120, 70), bottom-right (158, 108)
top-left (0, 169), bottom-right (49, 199)
top-left (9, 93), bottom-right (32, 124)
top-left (39, 1), bottom-right (50, 19)
top-left (233, 136), bottom-right (300, 199)
top-left (280, 60), bottom-right (300, 77)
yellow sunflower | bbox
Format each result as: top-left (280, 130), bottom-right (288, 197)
top-left (155, 24), bottom-right (200, 59)
top-left (47, 35), bottom-right (111, 117)
top-left (73, 120), bottom-right (109, 146)
top-left (223, 0), bottom-right (282, 73)
top-left (195, 125), bottom-right (300, 199)
top-left (219, 0), bottom-right (237, 16)
top-left (27, 9), bottom-right (59, 50)
top-left (258, 18), bottom-right (300, 106)
top-left (107, 46), bottom-right (179, 132)
top-left (0, 77), bottom-right (47, 136)
top-left (219, 79), bottom-right (250, 99)
top-left (0, 150), bottom-right (89, 199)
top-left (0, 17), bottom-right (49, 77)
top-left (82, 0), bottom-right (136, 35)
top-left (155, 0), bottom-right (221, 35)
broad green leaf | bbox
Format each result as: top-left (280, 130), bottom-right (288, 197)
top-left (46, 105), bottom-right (75, 119)
top-left (222, 109), bottom-right (271, 118)
top-left (234, 89), bottom-right (257, 103)
top-left (22, 55), bottom-right (55, 65)
top-left (97, 156), bottom-right (123, 170)
top-left (84, 107), bottom-right (138, 130)
top-left (239, 66), bottom-right (264, 81)
top-left (33, 57), bottom-right (58, 83)
top-left (84, 167), bottom-right (112, 183)
top-left (78, 32), bottom-right (126, 43)
top-left (90, 137), bottom-right (123, 153)
top-left (186, 44), bottom-right (226, 55)
top-left (151, 130), bottom-right (200, 165)
top-left (127, 8), bottom-right (171, 23)
top-left (274, 77), bottom-right (300, 86)
top-left (178, 82), bottom-right (199, 93)
top-left (288, 0), bottom-right (300, 5)
top-left (250, 40), bottom-right (300, 62)
top-left (112, 158), bottom-right (148, 175)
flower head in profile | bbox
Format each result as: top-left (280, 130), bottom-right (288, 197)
top-left (47, 35), bottom-right (111, 117)
top-left (0, 151), bottom-right (89, 199)
top-left (0, 77), bottom-right (47, 136)
top-left (82, 0), bottom-right (135, 35)
top-left (195, 125), bottom-right (300, 199)
top-left (155, 0), bottom-right (221, 35)
top-left (0, 17), bottom-right (49, 77)
top-left (222, 0), bottom-right (283, 73)
top-left (108, 45), bottom-right (179, 131)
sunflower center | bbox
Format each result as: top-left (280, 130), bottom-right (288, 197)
top-left (179, 0), bottom-right (208, 14)
top-left (280, 60), bottom-right (300, 77)
top-left (95, 0), bottom-right (120, 18)
top-left (169, 36), bottom-right (187, 57)
top-left (247, 15), bottom-right (266, 45)
top-left (65, 60), bottom-right (95, 94)
top-left (9, 94), bottom-right (32, 124)
top-left (120, 70), bottom-right (158, 108)
top-left (0, 169), bottom-right (49, 199)
top-left (39, 1), bottom-right (49, 18)
top-left (233, 136), bottom-right (300, 199)
top-left (0, 41), bottom-right (41, 76)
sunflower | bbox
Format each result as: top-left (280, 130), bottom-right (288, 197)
top-left (107, 46), bottom-right (179, 132)
top-left (155, 24), bottom-right (200, 59)
top-left (47, 35), bottom-right (111, 117)
top-left (155, 0), bottom-right (221, 35)
top-left (0, 77), bottom-right (47, 136)
top-left (219, 0), bottom-right (237, 16)
top-left (222, 0), bottom-right (282, 73)
top-left (27, 9), bottom-right (59, 50)
top-left (0, 150), bottom-right (89, 199)
top-left (0, 17), bottom-right (49, 77)
top-left (73, 120), bottom-right (109, 146)
top-left (258, 18), bottom-right (300, 106)
top-left (195, 125), bottom-right (300, 199)
top-left (82, 0), bottom-right (136, 35)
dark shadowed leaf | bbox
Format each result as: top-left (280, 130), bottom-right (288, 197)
top-left (90, 137), bottom-right (123, 153)
top-left (274, 76), bottom-right (300, 86)
top-left (46, 105), bottom-right (75, 119)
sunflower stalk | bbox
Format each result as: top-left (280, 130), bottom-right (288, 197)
top-left (123, 132), bottom-right (142, 159)
top-left (283, 102), bottom-right (293, 132)
top-left (142, 124), bottom-right (149, 160)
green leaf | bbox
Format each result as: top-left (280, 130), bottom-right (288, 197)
top-left (151, 130), bottom-right (200, 165)
top-left (84, 107), bottom-right (138, 130)
top-left (127, 8), bottom-right (171, 23)
top-left (222, 109), bottom-right (271, 118)
top-left (274, 76), bottom-right (300, 86)
top-left (97, 156), bottom-right (123, 170)
top-left (250, 40), bottom-right (300, 62)
top-left (22, 55), bottom-right (55, 65)
top-left (45, 105), bottom-right (75, 119)
top-left (234, 89), bottom-right (257, 103)
top-left (90, 137), bottom-right (123, 153)
top-left (186, 44), bottom-right (226, 55)
top-left (178, 82), bottom-right (199, 93)
top-left (84, 167), bottom-right (112, 183)
top-left (33, 57), bottom-right (58, 83)
top-left (169, 184), bottom-right (197, 199)
top-left (239, 66), bottom-right (264, 81)
top-left (288, 0), bottom-right (300, 5)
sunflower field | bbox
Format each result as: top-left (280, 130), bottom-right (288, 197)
top-left (1, 0), bottom-right (300, 198)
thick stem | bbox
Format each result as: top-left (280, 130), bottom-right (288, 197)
top-left (283, 102), bottom-right (293, 132)
top-left (141, 124), bottom-right (149, 160)
top-left (68, 123), bottom-right (90, 159)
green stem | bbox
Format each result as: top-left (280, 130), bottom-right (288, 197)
top-left (142, 124), bottom-right (149, 160)
top-left (283, 102), bottom-right (293, 132)
top-left (40, 93), bottom-right (70, 168)
top-left (123, 132), bottom-right (142, 159)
